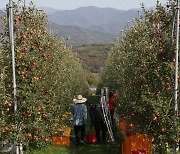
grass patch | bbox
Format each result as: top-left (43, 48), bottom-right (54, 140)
top-left (25, 145), bottom-right (70, 154)
top-left (24, 142), bottom-right (121, 154)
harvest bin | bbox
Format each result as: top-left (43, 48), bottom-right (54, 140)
top-left (52, 134), bottom-right (70, 147)
top-left (62, 127), bottom-right (71, 137)
top-left (122, 134), bottom-right (152, 154)
top-left (52, 126), bottom-right (72, 147)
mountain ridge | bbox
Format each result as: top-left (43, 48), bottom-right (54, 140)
top-left (47, 22), bottom-right (116, 46)
top-left (48, 6), bottom-right (142, 35)
top-left (0, 6), bottom-right (144, 46)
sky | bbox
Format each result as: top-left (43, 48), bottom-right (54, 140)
top-left (0, 0), bottom-right (168, 10)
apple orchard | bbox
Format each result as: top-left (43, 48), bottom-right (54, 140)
top-left (99, 2), bottom-right (180, 152)
top-left (0, 1), bottom-right (88, 148)
top-left (0, 0), bottom-right (180, 153)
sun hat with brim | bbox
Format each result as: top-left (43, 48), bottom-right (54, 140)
top-left (73, 95), bottom-right (87, 104)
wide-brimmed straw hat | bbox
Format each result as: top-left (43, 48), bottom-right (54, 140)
top-left (73, 95), bottom-right (87, 104)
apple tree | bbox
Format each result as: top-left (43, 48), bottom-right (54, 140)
top-left (100, 2), bottom-right (179, 152)
top-left (0, 1), bottom-right (88, 149)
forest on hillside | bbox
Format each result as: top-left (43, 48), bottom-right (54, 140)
top-left (72, 44), bottom-right (114, 73)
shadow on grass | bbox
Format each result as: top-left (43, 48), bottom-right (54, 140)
top-left (69, 143), bottom-right (121, 154)
top-left (68, 134), bottom-right (122, 154)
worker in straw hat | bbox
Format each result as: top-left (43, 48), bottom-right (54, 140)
top-left (72, 95), bottom-right (87, 146)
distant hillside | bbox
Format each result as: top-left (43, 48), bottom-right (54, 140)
top-left (38, 7), bottom-right (59, 15)
top-left (48, 6), bottom-right (141, 35)
top-left (47, 22), bottom-right (116, 46)
top-left (72, 44), bottom-right (114, 73)
top-left (0, 11), bottom-right (116, 46)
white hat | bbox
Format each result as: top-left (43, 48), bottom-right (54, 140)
top-left (73, 95), bottom-right (87, 104)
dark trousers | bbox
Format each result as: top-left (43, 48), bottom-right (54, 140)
top-left (94, 123), bottom-right (107, 144)
top-left (110, 109), bottom-right (114, 125)
top-left (74, 124), bottom-right (85, 145)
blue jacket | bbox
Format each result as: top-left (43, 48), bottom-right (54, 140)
top-left (72, 103), bottom-right (87, 126)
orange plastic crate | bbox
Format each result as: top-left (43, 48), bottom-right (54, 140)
top-left (52, 134), bottom-right (70, 147)
top-left (122, 134), bottom-right (152, 154)
top-left (122, 141), bottom-right (126, 154)
top-left (62, 127), bottom-right (71, 137)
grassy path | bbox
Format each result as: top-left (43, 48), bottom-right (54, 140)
top-left (69, 143), bottom-right (121, 154)
top-left (25, 141), bottom-right (122, 154)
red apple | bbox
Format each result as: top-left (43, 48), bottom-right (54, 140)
top-left (21, 71), bottom-right (25, 75)
top-left (25, 73), bottom-right (28, 78)
top-left (159, 56), bottom-right (164, 61)
top-left (13, 25), bottom-right (18, 30)
top-left (17, 56), bottom-right (22, 60)
top-left (157, 29), bottom-right (162, 34)
top-left (38, 106), bottom-right (41, 111)
top-left (7, 103), bottom-right (12, 108)
top-left (170, 65), bottom-right (174, 70)
top-left (27, 65), bottom-right (33, 70)
top-left (30, 30), bottom-right (34, 35)
top-left (152, 138), bottom-right (155, 142)
top-left (23, 47), bottom-right (28, 52)
top-left (39, 47), bottom-right (42, 51)
top-left (19, 17), bottom-right (22, 21)
top-left (35, 129), bottom-right (39, 134)
top-left (161, 128), bottom-right (165, 132)
top-left (45, 138), bottom-right (49, 142)
top-left (11, 124), bottom-right (15, 129)
top-left (152, 116), bottom-right (157, 122)
top-left (35, 64), bottom-right (40, 68)
top-left (14, 18), bottom-right (18, 23)
top-left (156, 65), bottom-right (160, 69)
top-left (22, 35), bottom-right (27, 39)
top-left (5, 127), bottom-right (9, 131)
top-left (34, 136), bottom-right (38, 141)
top-left (28, 133), bottom-right (32, 138)
top-left (43, 114), bottom-right (47, 118)
top-left (163, 50), bottom-right (168, 54)
top-left (158, 41), bottom-right (162, 46)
